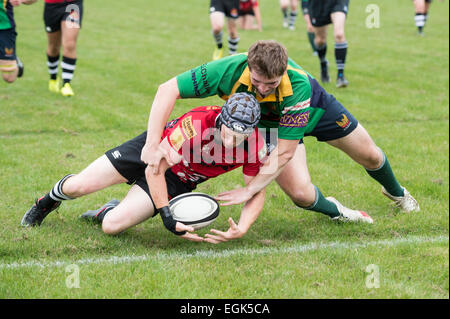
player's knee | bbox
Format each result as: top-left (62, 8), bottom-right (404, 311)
top-left (102, 217), bottom-right (124, 235)
top-left (334, 32), bottom-right (346, 43)
top-left (289, 184), bottom-right (316, 208)
top-left (62, 175), bottom-right (96, 197)
top-left (363, 146), bottom-right (384, 170)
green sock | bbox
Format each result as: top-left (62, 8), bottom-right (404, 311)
top-left (302, 186), bottom-right (340, 218)
top-left (365, 150), bottom-right (404, 197)
top-left (307, 32), bottom-right (316, 52)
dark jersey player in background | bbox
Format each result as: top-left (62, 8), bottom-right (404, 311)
top-left (308, 0), bottom-right (350, 88)
top-left (0, 0), bottom-right (36, 83)
top-left (21, 93), bottom-right (267, 244)
top-left (44, 0), bottom-right (83, 97)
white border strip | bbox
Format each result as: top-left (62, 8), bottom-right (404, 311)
top-left (1, 235), bottom-right (448, 270)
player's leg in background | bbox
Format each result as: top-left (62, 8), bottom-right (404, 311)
top-left (101, 184), bottom-right (156, 235)
top-left (210, 10), bottom-right (225, 60)
top-left (331, 11), bottom-right (348, 87)
top-left (325, 124), bottom-right (419, 212)
top-left (313, 25), bottom-right (330, 83)
top-left (280, 0), bottom-right (289, 27)
top-left (413, 0), bottom-right (426, 35)
top-left (227, 16), bottom-right (240, 55)
top-left (46, 30), bottom-right (62, 92)
top-left (60, 19), bottom-right (80, 96)
top-left (303, 13), bottom-right (317, 55)
top-left (0, 59), bottom-right (18, 83)
top-left (288, 0), bottom-right (299, 30)
top-left (275, 144), bottom-right (342, 219)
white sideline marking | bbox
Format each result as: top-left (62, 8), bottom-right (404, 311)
top-left (1, 235), bottom-right (448, 270)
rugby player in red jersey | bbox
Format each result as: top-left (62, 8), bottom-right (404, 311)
top-left (21, 93), bottom-right (267, 244)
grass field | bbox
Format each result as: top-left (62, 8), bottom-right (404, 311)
top-left (0, 0), bottom-right (448, 300)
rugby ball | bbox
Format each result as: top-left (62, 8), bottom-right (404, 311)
top-left (169, 192), bottom-right (220, 230)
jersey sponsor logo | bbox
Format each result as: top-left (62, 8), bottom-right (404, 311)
top-left (336, 113), bottom-right (351, 129)
top-left (181, 116), bottom-right (198, 139)
top-left (279, 111), bottom-right (310, 128)
top-left (281, 98), bottom-right (310, 114)
top-left (169, 126), bottom-right (186, 151)
top-left (191, 64), bottom-right (210, 97)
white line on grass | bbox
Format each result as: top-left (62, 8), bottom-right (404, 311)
top-left (1, 235), bottom-right (448, 270)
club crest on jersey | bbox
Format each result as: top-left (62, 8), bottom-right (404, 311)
top-left (336, 114), bottom-right (351, 130)
top-left (279, 111), bottom-right (309, 128)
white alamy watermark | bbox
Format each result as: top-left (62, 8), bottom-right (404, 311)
top-left (366, 4), bottom-right (380, 29)
top-left (65, 4), bottom-right (81, 29)
top-left (365, 264), bottom-right (380, 289)
top-left (65, 264), bottom-right (80, 289)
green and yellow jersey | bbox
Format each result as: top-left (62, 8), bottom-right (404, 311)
top-left (0, 0), bottom-right (15, 30)
top-left (176, 53), bottom-right (326, 141)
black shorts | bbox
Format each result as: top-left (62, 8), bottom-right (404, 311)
top-left (0, 28), bottom-right (17, 60)
top-left (210, 0), bottom-right (240, 19)
top-left (105, 132), bottom-right (194, 205)
top-left (44, 0), bottom-right (83, 33)
top-left (308, 0), bottom-right (349, 27)
top-left (301, 0), bottom-right (309, 15)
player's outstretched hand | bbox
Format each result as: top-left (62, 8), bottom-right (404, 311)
top-left (204, 217), bottom-right (244, 244)
top-left (215, 188), bottom-right (252, 206)
top-left (176, 222), bottom-right (204, 242)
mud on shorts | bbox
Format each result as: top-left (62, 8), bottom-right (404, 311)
top-left (44, 0), bottom-right (84, 33)
top-left (308, 0), bottom-right (349, 27)
top-left (105, 131), bottom-right (194, 214)
top-left (210, 0), bottom-right (240, 19)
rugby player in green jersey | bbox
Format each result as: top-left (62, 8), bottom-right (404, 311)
top-left (141, 40), bottom-right (419, 229)
top-left (0, 0), bottom-right (36, 83)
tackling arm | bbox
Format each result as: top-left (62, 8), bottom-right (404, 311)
top-left (141, 77), bottom-right (181, 174)
top-left (204, 174), bottom-right (266, 244)
top-left (215, 138), bottom-right (299, 205)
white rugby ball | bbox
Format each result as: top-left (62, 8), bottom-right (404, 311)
top-left (169, 192), bottom-right (220, 230)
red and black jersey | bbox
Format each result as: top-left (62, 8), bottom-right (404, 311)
top-left (162, 106), bottom-right (267, 189)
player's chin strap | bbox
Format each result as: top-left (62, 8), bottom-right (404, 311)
top-left (158, 206), bottom-right (186, 236)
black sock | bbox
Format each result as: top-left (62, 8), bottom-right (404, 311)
top-left (47, 54), bottom-right (59, 80)
top-left (61, 56), bottom-right (76, 84)
top-left (335, 42), bottom-right (347, 77)
top-left (415, 13), bottom-right (426, 32)
top-left (316, 43), bottom-right (327, 63)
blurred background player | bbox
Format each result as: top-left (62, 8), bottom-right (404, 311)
top-left (210, 0), bottom-right (240, 60)
top-left (44, 0), bottom-right (83, 97)
top-left (280, 0), bottom-right (298, 31)
top-left (301, 0), bottom-right (317, 55)
top-left (238, 0), bottom-right (262, 32)
top-left (308, 0), bottom-right (349, 88)
top-left (413, 0), bottom-right (433, 36)
top-left (0, 0), bottom-right (36, 83)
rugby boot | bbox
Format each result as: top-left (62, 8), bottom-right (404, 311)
top-left (80, 199), bottom-right (120, 223)
top-left (320, 60), bottom-right (330, 83)
top-left (382, 187), bottom-right (420, 212)
top-left (327, 197), bottom-right (374, 224)
top-left (336, 74), bottom-right (349, 88)
top-left (49, 76), bottom-right (60, 93)
top-left (21, 197), bottom-right (61, 227)
top-left (61, 82), bottom-right (74, 97)
top-left (16, 57), bottom-right (24, 78)
top-left (212, 47), bottom-right (224, 61)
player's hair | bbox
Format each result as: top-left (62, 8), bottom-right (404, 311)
top-left (247, 40), bottom-right (288, 78)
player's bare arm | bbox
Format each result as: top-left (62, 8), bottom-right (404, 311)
top-left (205, 174), bottom-right (266, 244)
top-left (142, 77), bottom-right (181, 174)
top-left (216, 138), bottom-right (299, 206)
